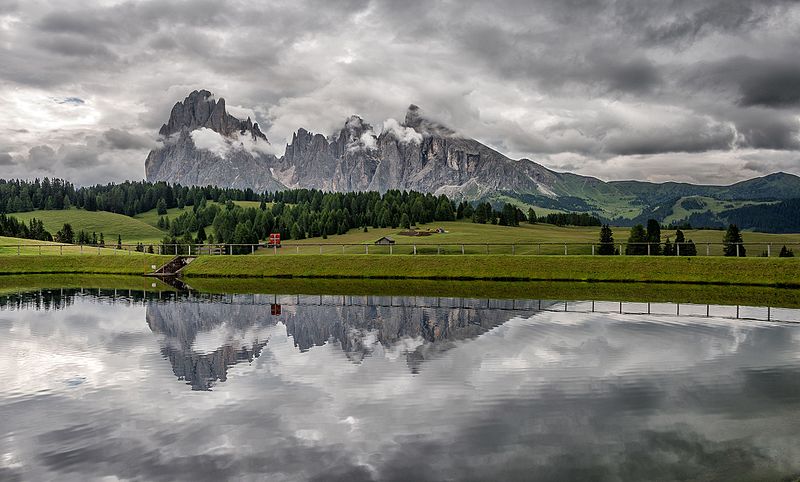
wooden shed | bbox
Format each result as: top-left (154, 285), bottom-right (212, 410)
top-left (374, 236), bottom-right (396, 245)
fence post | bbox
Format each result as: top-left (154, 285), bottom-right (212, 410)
top-left (319, 245), bottom-right (322, 255)
top-left (413, 244), bottom-right (417, 255)
top-left (175, 245), bottom-right (178, 256)
top-left (591, 245), bottom-right (595, 256)
top-left (767, 243), bottom-right (771, 257)
top-left (437, 245), bottom-right (440, 255)
top-left (461, 244), bottom-right (464, 255)
top-left (296, 246), bottom-right (299, 255)
top-left (676, 243), bottom-right (680, 256)
top-left (366, 245), bottom-right (369, 255)
top-left (537, 244), bottom-right (541, 255)
top-left (17, 245), bottom-right (20, 256)
top-left (390, 245), bottom-right (393, 255)
top-left (706, 243), bottom-right (710, 256)
top-left (647, 244), bottom-right (650, 256)
top-left (564, 244), bottom-right (567, 255)
top-left (512, 244), bottom-right (515, 255)
top-left (60, 245), bottom-right (63, 255)
top-left (251, 245), bottom-right (254, 255)
top-left (80, 245), bottom-right (83, 254)
top-left (274, 245), bottom-right (277, 256)
top-left (736, 244), bottom-right (740, 257)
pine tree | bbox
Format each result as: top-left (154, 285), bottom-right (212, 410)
top-left (779, 245), bottom-right (794, 257)
top-left (598, 224), bottom-right (615, 255)
top-left (55, 223), bottom-right (74, 244)
top-left (646, 219), bottom-right (661, 255)
top-left (156, 198), bottom-right (167, 215)
top-left (723, 224), bottom-right (745, 257)
top-left (527, 208), bottom-right (537, 224)
top-left (117, 234), bottom-right (122, 250)
top-left (626, 224), bottom-right (648, 255)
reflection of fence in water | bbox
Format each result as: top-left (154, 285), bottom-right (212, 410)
top-left (4, 289), bottom-right (796, 324)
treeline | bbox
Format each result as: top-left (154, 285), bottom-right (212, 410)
top-left (0, 214), bottom-right (52, 241)
top-left (470, 202), bottom-right (601, 227)
top-left (0, 178), bottom-right (261, 216)
top-left (721, 199), bottom-right (800, 234)
top-left (596, 220), bottom-right (699, 256)
top-left (158, 190), bottom-right (462, 253)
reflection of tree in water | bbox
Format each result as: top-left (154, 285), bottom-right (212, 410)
top-left (146, 302), bottom-right (276, 390)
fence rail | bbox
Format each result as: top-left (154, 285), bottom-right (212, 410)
top-left (1, 241), bottom-right (798, 257)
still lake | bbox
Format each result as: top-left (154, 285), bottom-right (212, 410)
top-left (1, 289), bottom-right (799, 481)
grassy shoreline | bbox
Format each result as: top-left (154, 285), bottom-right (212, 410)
top-left (186, 278), bottom-right (800, 308)
top-left (0, 255), bottom-right (171, 275)
top-left (182, 255), bottom-right (800, 287)
top-left (2, 254), bottom-right (799, 287)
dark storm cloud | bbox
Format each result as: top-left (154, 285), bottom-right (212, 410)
top-left (102, 129), bottom-right (156, 150)
top-left (1, 0), bottom-right (799, 184)
top-left (708, 57), bottom-right (800, 108)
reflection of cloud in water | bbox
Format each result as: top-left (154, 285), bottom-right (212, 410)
top-left (1, 293), bottom-right (800, 480)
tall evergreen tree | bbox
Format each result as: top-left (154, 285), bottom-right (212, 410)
top-left (723, 224), bottom-right (745, 257)
top-left (646, 219), bottom-right (661, 255)
top-left (598, 224), bottom-right (615, 255)
top-left (626, 224), bottom-right (648, 255)
top-left (55, 223), bottom-right (74, 244)
top-left (527, 208), bottom-right (537, 224)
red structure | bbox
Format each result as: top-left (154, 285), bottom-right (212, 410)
top-left (268, 233), bottom-right (281, 248)
top-left (270, 304), bottom-right (282, 316)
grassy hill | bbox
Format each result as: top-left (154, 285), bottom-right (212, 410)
top-left (11, 209), bottom-right (165, 243)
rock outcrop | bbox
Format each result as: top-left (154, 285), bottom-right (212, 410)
top-left (145, 90), bottom-right (283, 192)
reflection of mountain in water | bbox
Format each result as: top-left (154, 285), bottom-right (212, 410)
top-left (146, 303), bottom-right (275, 390)
top-left (281, 303), bottom-right (519, 372)
top-left (146, 295), bottom-right (527, 385)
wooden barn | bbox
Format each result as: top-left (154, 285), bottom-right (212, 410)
top-left (374, 236), bottom-right (396, 245)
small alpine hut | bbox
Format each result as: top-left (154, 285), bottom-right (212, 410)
top-left (374, 236), bottom-right (396, 245)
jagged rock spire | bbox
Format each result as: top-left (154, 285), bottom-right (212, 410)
top-left (158, 90), bottom-right (267, 141)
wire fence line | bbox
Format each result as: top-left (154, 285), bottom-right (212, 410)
top-left (1, 241), bottom-right (798, 257)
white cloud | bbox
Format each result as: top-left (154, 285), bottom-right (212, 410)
top-left (190, 128), bottom-right (229, 157)
top-left (382, 118), bottom-right (423, 144)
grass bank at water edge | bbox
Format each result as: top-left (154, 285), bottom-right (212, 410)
top-left (182, 255), bottom-right (800, 287)
top-left (0, 255), bottom-right (171, 275)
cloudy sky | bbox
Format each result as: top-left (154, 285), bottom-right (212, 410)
top-left (1, 0), bottom-right (799, 185)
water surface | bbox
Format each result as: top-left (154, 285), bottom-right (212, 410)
top-left (1, 290), bottom-right (799, 481)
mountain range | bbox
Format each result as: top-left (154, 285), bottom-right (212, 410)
top-left (145, 90), bottom-right (800, 227)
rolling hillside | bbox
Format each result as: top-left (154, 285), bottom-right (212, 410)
top-left (11, 209), bottom-right (165, 243)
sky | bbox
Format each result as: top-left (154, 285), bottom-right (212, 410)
top-left (1, 0), bottom-right (799, 186)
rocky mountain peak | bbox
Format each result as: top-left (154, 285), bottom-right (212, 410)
top-left (158, 89), bottom-right (267, 142)
top-left (402, 104), bottom-right (455, 137)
